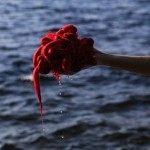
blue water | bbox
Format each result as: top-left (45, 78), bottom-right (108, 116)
top-left (0, 0), bottom-right (150, 149)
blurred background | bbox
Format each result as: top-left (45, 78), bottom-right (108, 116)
top-left (0, 0), bottom-right (150, 149)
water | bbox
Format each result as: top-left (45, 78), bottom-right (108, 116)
top-left (0, 0), bottom-right (150, 149)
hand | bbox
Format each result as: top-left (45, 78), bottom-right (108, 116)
top-left (61, 48), bottom-right (103, 75)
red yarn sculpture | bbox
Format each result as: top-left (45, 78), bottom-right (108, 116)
top-left (33, 24), bottom-right (96, 123)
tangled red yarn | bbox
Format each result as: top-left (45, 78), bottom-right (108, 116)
top-left (33, 24), bottom-right (96, 122)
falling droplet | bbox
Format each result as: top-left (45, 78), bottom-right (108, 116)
top-left (42, 126), bottom-right (49, 136)
top-left (67, 75), bottom-right (73, 81)
top-left (61, 135), bottom-right (64, 139)
top-left (58, 80), bottom-right (62, 96)
top-left (59, 80), bottom-right (62, 86)
top-left (42, 126), bottom-right (46, 133)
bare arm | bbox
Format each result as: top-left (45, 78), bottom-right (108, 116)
top-left (94, 49), bottom-right (150, 76)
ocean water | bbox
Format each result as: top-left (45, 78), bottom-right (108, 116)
top-left (0, 0), bottom-right (150, 149)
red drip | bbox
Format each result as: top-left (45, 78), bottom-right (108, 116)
top-left (32, 24), bottom-right (96, 122)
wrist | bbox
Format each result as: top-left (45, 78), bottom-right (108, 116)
top-left (93, 48), bottom-right (106, 65)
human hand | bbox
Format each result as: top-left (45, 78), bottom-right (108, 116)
top-left (61, 48), bottom-right (104, 75)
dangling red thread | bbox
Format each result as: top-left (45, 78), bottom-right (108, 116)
top-left (32, 24), bottom-right (96, 122)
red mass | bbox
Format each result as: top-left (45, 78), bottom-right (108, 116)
top-left (33, 24), bottom-right (96, 122)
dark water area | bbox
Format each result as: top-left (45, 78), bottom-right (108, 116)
top-left (0, 0), bottom-right (150, 149)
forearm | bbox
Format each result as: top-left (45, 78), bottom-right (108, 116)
top-left (94, 50), bottom-right (150, 76)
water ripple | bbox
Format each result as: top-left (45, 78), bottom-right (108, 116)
top-left (0, 0), bottom-right (150, 149)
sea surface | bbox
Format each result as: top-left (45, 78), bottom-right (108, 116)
top-left (0, 0), bottom-right (150, 150)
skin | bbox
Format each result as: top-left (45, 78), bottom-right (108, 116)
top-left (94, 49), bottom-right (150, 76)
top-left (66, 48), bottom-right (150, 76)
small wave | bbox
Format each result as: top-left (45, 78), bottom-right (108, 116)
top-left (102, 131), bottom-right (150, 145)
top-left (14, 113), bottom-right (38, 122)
top-left (102, 132), bottom-right (133, 141)
top-left (53, 123), bottom-right (86, 137)
top-left (0, 26), bottom-right (10, 30)
top-left (12, 59), bottom-right (29, 68)
top-left (129, 127), bottom-right (150, 133)
top-left (0, 89), bottom-right (14, 96)
top-left (20, 73), bottom-right (57, 82)
top-left (1, 143), bottom-right (23, 150)
top-left (98, 95), bottom-right (150, 113)
top-left (26, 6), bottom-right (49, 10)
top-left (0, 45), bottom-right (20, 51)
top-left (20, 74), bottom-right (33, 82)
top-left (30, 135), bottom-right (49, 144)
top-left (130, 135), bottom-right (150, 145)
